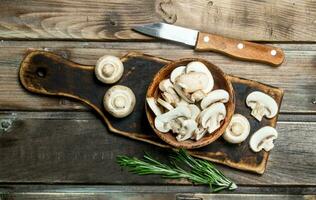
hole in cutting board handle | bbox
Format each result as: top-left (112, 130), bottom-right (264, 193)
top-left (36, 67), bottom-right (47, 78)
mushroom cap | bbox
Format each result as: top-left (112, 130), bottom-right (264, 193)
top-left (199, 102), bottom-right (226, 129)
top-left (170, 66), bottom-right (186, 83)
top-left (223, 114), bottom-right (250, 144)
top-left (249, 126), bottom-right (278, 152)
top-left (175, 72), bottom-right (209, 93)
top-left (159, 79), bottom-right (173, 92)
top-left (95, 55), bottom-right (124, 84)
top-left (186, 61), bottom-right (214, 93)
top-left (103, 85), bottom-right (136, 118)
top-left (200, 89), bottom-right (229, 110)
top-left (246, 91), bottom-right (278, 121)
top-left (146, 97), bottom-right (162, 116)
top-left (154, 105), bottom-right (191, 133)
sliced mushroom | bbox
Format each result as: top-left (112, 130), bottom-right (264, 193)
top-left (173, 83), bottom-right (194, 103)
top-left (95, 55), bottom-right (124, 84)
top-left (176, 119), bottom-right (198, 141)
top-left (146, 97), bottom-right (162, 116)
top-left (175, 72), bottom-right (210, 93)
top-left (175, 98), bottom-right (189, 107)
top-left (103, 85), bottom-right (136, 118)
top-left (170, 117), bottom-right (186, 134)
top-left (154, 105), bottom-right (191, 133)
top-left (157, 97), bottom-right (174, 111)
top-left (193, 127), bottom-right (207, 141)
top-left (206, 114), bottom-right (225, 134)
top-left (159, 79), bottom-right (180, 105)
top-left (187, 104), bottom-right (200, 120)
top-left (246, 91), bottom-right (278, 121)
top-left (159, 79), bottom-right (174, 91)
top-left (200, 89), bottom-right (229, 109)
top-left (223, 114), bottom-right (250, 144)
top-left (249, 126), bottom-right (278, 152)
top-left (186, 61), bottom-right (214, 93)
top-left (199, 102), bottom-right (226, 129)
top-left (170, 66), bottom-right (186, 83)
top-left (191, 90), bottom-right (206, 102)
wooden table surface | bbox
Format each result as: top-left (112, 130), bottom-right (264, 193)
top-left (0, 1), bottom-right (315, 199)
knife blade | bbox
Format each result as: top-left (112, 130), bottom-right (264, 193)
top-left (133, 23), bottom-right (284, 66)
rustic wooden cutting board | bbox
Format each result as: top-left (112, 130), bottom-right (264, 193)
top-left (19, 50), bottom-right (283, 174)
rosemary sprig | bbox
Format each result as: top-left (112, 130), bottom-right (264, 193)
top-left (116, 149), bottom-right (237, 192)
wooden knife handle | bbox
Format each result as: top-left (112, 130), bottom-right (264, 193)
top-left (195, 32), bottom-right (285, 66)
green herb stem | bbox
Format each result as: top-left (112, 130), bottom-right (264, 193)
top-left (116, 149), bottom-right (237, 192)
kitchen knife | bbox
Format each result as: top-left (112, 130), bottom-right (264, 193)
top-left (133, 23), bottom-right (284, 66)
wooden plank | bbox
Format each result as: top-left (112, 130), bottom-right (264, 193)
top-left (0, 193), bottom-right (315, 200)
top-left (0, 0), bottom-right (315, 41)
top-left (1, 185), bottom-right (316, 195)
top-left (0, 41), bottom-right (315, 113)
top-left (0, 111), bottom-right (315, 185)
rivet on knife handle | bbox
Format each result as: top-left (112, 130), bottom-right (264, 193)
top-left (195, 32), bottom-right (285, 66)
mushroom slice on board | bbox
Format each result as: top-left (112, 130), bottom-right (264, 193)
top-left (146, 97), bottom-right (162, 116)
top-left (200, 89), bottom-right (229, 110)
top-left (249, 126), bottom-right (278, 152)
top-left (154, 105), bottom-right (191, 133)
top-left (95, 55), bottom-right (124, 84)
top-left (186, 61), bottom-right (214, 93)
top-left (170, 66), bottom-right (186, 83)
top-left (157, 97), bottom-right (174, 111)
top-left (176, 119), bottom-right (198, 141)
top-left (223, 114), bottom-right (250, 144)
top-left (199, 102), bottom-right (226, 129)
top-left (246, 91), bottom-right (278, 121)
top-left (103, 85), bottom-right (136, 118)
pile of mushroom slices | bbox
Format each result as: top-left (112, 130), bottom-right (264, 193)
top-left (147, 61), bottom-right (231, 142)
top-left (95, 55), bottom-right (136, 118)
top-left (223, 91), bottom-right (279, 153)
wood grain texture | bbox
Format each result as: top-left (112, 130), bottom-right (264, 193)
top-left (0, 41), bottom-right (315, 113)
top-left (0, 0), bottom-right (157, 40)
top-left (1, 185), bottom-right (316, 195)
top-left (0, 111), bottom-right (315, 185)
top-left (0, 193), bottom-right (315, 200)
top-left (0, 0), bottom-right (315, 41)
top-left (157, 0), bottom-right (316, 42)
top-left (195, 32), bottom-right (285, 66)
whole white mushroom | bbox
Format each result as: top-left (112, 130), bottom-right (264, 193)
top-left (95, 55), bottom-right (124, 84)
top-left (103, 85), bottom-right (136, 118)
top-left (223, 114), bottom-right (250, 144)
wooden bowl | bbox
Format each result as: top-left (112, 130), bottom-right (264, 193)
top-left (146, 58), bottom-right (235, 149)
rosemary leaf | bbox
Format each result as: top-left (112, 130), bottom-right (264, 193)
top-left (116, 149), bottom-right (237, 192)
